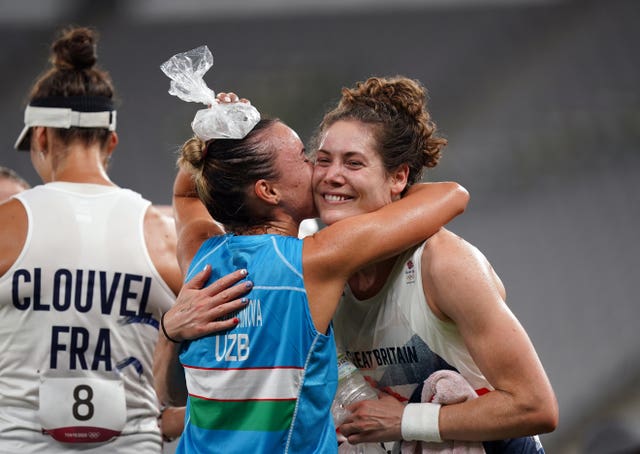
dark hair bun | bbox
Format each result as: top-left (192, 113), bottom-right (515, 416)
top-left (51, 27), bottom-right (98, 71)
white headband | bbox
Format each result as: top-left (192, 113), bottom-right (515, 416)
top-left (14, 105), bottom-right (117, 150)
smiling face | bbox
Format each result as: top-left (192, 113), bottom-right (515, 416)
top-left (312, 120), bottom-right (408, 226)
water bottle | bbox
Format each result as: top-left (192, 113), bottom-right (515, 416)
top-left (332, 353), bottom-right (378, 425)
top-left (332, 353), bottom-right (387, 453)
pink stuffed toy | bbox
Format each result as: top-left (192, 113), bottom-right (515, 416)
top-left (401, 370), bottom-right (485, 454)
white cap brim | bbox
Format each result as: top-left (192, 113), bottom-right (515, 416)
top-left (14, 125), bottom-right (31, 151)
top-left (14, 105), bottom-right (117, 151)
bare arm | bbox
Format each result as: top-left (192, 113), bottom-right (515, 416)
top-left (143, 204), bottom-right (182, 295)
top-left (173, 167), bottom-right (224, 276)
top-left (430, 234), bottom-right (558, 441)
top-left (0, 200), bottom-right (28, 277)
top-left (340, 231), bottom-right (558, 443)
top-left (304, 182), bottom-right (469, 333)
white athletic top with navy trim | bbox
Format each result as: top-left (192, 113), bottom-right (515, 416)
top-left (0, 182), bottom-right (175, 453)
top-left (334, 241), bottom-right (544, 453)
top-left (177, 233), bottom-right (338, 454)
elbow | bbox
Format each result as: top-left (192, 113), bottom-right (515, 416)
top-left (520, 392), bottom-right (559, 435)
top-left (450, 182), bottom-right (470, 215)
top-left (530, 409), bottom-right (558, 436)
top-left (536, 398), bottom-right (559, 434)
top-left (535, 386), bottom-right (559, 434)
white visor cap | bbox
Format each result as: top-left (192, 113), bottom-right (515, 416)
top-left (15, 105), bottom-right (117, 151)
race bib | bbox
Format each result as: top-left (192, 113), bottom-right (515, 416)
top-left (38, 377), bottom-right (127, 443)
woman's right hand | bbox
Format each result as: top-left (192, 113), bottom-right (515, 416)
top-left (216, 91), bottom-right (251, 105)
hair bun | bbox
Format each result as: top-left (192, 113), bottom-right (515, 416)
top-left (51, 27), bottom-right (97, 71)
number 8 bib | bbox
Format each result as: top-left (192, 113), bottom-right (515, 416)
top-left (38, 377), bottom-right (127, 443)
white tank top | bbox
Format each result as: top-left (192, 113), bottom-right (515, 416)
top-left (334, 241), bottom-right (492, 403)
top-left (335, 242), bottom-right (546, 453)
top-left (0, 182), bottom-right (175, 453)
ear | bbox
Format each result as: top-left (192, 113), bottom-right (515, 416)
top-left (32, 126), bottom-right (48, 153)
top-left (389, 163), bottom-right (409, 198)
top-left (254, 179), bottom-right (280, 206)
top-left (107, 131), bottom-right (119, 154)
top-left (101, 132), bottom-right (118, 166)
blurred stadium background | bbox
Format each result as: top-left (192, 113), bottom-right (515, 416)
top-left (1, 0), bottom-right (638, 452)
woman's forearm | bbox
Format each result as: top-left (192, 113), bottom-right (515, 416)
top-left (153, 334), bottom-right (187, 406)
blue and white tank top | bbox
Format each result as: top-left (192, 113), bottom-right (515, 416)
top-left (177, 234), bottom-right (338, 454)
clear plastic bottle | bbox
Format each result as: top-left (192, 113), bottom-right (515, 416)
top-left (332, 353), bottom-right (378, 426)
top-left (332, 354), bottom-right (387, 453)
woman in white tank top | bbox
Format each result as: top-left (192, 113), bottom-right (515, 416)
top-left (0, 26), bottom-right (235, 453)
top-left (312, 76), bottom-right (558, 453)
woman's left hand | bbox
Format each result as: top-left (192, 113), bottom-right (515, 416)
top-left (162, 265), bottom-right (252, 342)
top-left (339, 392), bottom-right (406, 444)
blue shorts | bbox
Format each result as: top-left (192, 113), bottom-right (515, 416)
top-left (483, 436), bottom-right (544, 453)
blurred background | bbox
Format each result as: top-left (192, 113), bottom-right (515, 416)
top-left (1, 0), bottom-right (638, 452)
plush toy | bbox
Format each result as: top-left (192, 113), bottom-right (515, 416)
top-left (401, 370), bottom-right (486, 454)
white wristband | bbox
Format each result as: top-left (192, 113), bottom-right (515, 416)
top-left (401, 403), bottom-right (442, 442)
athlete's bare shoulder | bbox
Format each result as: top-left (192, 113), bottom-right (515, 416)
top-left (422, 228), bottom-right (506, 315)
top-left (0, 199), bottom-right (28, 276)
top-left (143, 204), bottom-right (181, 295)
top-left (422, 228), bottom-right (473, 263)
